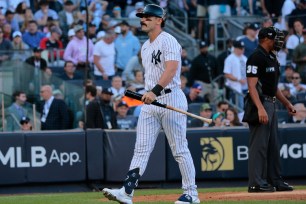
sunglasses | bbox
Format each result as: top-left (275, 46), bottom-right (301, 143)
top-left (292, 77), bottom-right (300, 80)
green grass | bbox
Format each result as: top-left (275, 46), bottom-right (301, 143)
top-left (0, 186), bottom-right (305, 204)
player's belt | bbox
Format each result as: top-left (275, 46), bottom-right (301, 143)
top-left (263, 95), bottom-right (276, 103)
top-left (160, 89), bottom-right (172, 96)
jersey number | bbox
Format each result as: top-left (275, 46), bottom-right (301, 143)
top-left (247, 65), bottom-right (258, 74)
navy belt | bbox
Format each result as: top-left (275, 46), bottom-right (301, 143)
top-left (263, 95), bottom-right (276, 103)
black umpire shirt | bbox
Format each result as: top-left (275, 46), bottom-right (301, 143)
top-left (246, 45), bottom-right (280, 97)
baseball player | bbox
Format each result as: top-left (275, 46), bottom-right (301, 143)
top-left (102, 4), bottom-right (200, 204)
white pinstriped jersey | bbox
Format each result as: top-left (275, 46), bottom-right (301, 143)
top-left (141, 31), bottom-right (182, 91)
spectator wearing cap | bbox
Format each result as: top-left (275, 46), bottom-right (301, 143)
top-left (292, 29), bottom-right (306, 83)
top-left (11, 30), bottom-right (30, 61)
top-left (240, 23), bottom-right (259, 58)
top-left (223, 40), bottom-right (247, 110)
top-left (64, 24), bottom-right (94, 75)
top-left (188, 103), bottom-right (213, 128)
top-left (58, 0), bottom-right (81, 38)
top-left (20, 116), bottom-right (32, 131)
top-left (39, 26), bottom-right (64, 62)
top-left (6, 91), bottom-right (29, 131)
top-left (22, 20), bottom-right (45, 48)
top-left (86, 87), bottom-right (118, 129)
top-left (0, 26), bottom-right (12, 64)
top-left (211, 112), bottom-right (225, 128)
top-left (185, 83), bottom-right (205, 104)
top-left (93, 30), bottom-right (116, 80)
top-left (112, 5), bottom-right (122, 19)
top-left (128, 2), bottom-right (144, 18)
top-left (34, 0), bottom-right (58, 27)
top-left (188, 40), bottom-right (218, 102)
top-left (116, 101), bottom-right (138, 130)
top-left (286, 19), bottom-right (304, 61)
top-left (5, 10), bottom-right (19, 32)
top-left (114, 20), bottom-right (140, 77)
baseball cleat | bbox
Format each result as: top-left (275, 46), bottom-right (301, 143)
top-left (174, 194), bottom-right (200, 204)
top-left (102, 187), bottom-right (133, 204)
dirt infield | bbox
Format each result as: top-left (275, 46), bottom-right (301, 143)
top-left (101, 190), bottom-right (306, 202)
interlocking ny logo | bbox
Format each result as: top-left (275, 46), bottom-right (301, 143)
top-left (151, 50), bottom-right (162, 64)
top-left (200, 137), bottom-right (234, 171)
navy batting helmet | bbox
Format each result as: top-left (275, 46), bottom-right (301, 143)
top-left (136, 4), bottom-right (165, 19)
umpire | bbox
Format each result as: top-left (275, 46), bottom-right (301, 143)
top-left (246, 27), bottom-right (296, 193)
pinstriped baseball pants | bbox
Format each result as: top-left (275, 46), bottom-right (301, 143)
top-left (129, 89), bottom-right (198, 196)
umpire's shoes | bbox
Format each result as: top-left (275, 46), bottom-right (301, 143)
top-left (102, 187), bottom-right (133, 204)
top-left (248, 184), bottom-right (276, 193)
top-left (274, 182), bottom-right (294, 191)
top-left (174, 194), bottom-right (200, 204)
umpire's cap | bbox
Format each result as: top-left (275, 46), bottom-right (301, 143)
top-left (136, 4), bottom-right (165, 19)
top-left (258, 27), bottom-right (276, 40)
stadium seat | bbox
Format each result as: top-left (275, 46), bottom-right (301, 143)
top-left (95, 79), bottom-right (112, 90)
top-left (188, 103), bottom-right (202, 115)
top-left (276, 110), bottom-right (289, 124)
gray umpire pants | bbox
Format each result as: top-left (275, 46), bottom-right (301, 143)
top-left (248, 100), bottom-right (282, 187)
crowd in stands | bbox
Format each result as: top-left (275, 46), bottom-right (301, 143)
top-left (1, 0), bottom-right (306, 131)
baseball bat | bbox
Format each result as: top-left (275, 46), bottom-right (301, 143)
top-left (125, 90), bottom-right (213, 124)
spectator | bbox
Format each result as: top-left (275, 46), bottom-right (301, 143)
top-left (20, 8), bottom-right (34, 33)
top-left (217, 101), bottom-right (229, 113)
top-left (217, 38), bottom-right (233, 89)
top-left (225, 107), bottom-right (243, 126)
top-left (287, 0), bottom-right (306, 31)
top-left (128, 2), bottom-right (144, 18)
top-left (260, 0), bottom-right (284, 18)
top-left (39, 25), bottom-right (64, 63)
top-left (22, 20), bottom-right (45, 48)
top-left (97, 13), bottom-right (112, 32)
top-left (240, 23), bottom-right (259, 58)
top-left (180, 75), bottom-right (190, 95)
top-left (189, 103), bottom-right (213, 128)
top-left (286, 19), bottom-right (304, 61)
top-left (5, 10), bottom-right (19, 32)
top-left (6, 91), bottom-right (28, 131)
top-left (12, 2), bottom-right (27, 29)
top-left (38, 85), bottom-right (70, 130)
top-left (2, 22), bottom-right (12, 40)
top-left (280, 0), bottom-right (296, 31)
top-left (185, 83), bottom-right (205, 104)
top-left (128, 70), bottom-right (145, 94)
top-left (11, 31), bottom-right (31, 62)
top-left (276, 83), bottom-right (297, 110)
top-left (34, 0), bottom-right (58, 27)
top-left (280, 63), bottom-right (294, 83)
top-left (115, 20), bottom-right (140, 77)
top-left (86, 88), bottom-right (117, 129)
top-left (196, 0), bottom-right (207, 41)
top-left (181, 47), bottom-right (191, 78)
top-left (0, 26), bottom-right (13, 64)
top-left (211, 112), bottom-right (225, 128)
top-left (288, 72), bottom-right (306, 97)
top-left (93, 30), bottom-right (116, 80)
top-left (64, 24), bottom-right (94, 76)
top-left (122, 51), bottom-right (143, 82)
top-left (112, 5), bottom-right (122, 19)
top-left (223, 40), bottom-right (247, 110)
top-left (116, 101), bottom-right (138, 129)
top-left (110, 75), bottom-right (126, 100)
top-left (20, 116), bottom-right (32, 131)
top-left (262, 16), bottom-right (273, 28)
top-left (88, 22), bottom-right (98, 43)
top-left (288, 103), bottom-right (306, 123)
top-left (292, 29), bottom-right (306, 83)
top-left (58, 0), bottom-right (81, 37)
top-left (207, 1), bottom-right (231, 51)
top-left (188, 40), bottom-right (218, 102)
top-left (59, 60), bottom-right (83, 81)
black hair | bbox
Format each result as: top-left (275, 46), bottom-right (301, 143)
top-left (85, 85), bottom-right (97, 97)
top-left (12, 91), bottom-right (25, 102)
top-left (64, 60), bottom-right (74, 67)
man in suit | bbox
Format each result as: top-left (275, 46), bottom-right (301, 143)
top-left (39, 85), bottom-right (70, 130)
top-left (6, 91), bottom-right (28, 131)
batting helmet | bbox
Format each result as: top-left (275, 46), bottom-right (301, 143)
top-left (136, 4), bottom-right (165, 19)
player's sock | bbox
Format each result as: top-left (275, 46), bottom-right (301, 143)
top-left (123, 168), bottom-right (140, 194)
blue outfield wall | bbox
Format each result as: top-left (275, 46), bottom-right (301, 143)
top-left (0, 126), bottom-right (306, 185)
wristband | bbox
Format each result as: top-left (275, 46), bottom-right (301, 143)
top-left (151, 84), bottom-right (163, 96)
